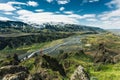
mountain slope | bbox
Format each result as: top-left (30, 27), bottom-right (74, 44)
top-left (42, 23), bottom-right (105, 33)
top-left (0, 21), bottom-right (38, 33)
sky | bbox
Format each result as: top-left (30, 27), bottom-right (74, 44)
top-left (0, 0), bottom-right (120, 29)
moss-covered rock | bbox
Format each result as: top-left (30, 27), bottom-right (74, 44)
top-left (0, 65), bottom-right (28, 78)
top-left (2, 71), bottom-right (28, 80)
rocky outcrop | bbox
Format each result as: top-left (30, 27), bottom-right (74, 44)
top-left (2, 71), bottom-right (28, 80)
top-left (42, 55), bottom-right (66, 77)
top-left (0, 64), bottom-right (61, 80)
top-left (70, 65), bottom-right (90, 80)
top-left (113, 54), bottom-right (120, 63)
top-left (0, 65), bottom-right (29, 79)
top-left (94, 43), bottom-right (118, 64)
top-left (28, 70), bottom-right (60, 80)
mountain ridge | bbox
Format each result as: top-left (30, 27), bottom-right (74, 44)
top-left (0, 20), bottom-right (105, 33)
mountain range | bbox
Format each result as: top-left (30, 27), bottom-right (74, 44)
top-left (0, 20), bottom-right (105, 34)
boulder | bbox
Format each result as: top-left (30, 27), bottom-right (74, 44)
top-left (113, 54), bottom-right (120, 63)
top-left (70, 65), bottom-right (90, 80)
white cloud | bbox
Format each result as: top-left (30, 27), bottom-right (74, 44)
top-left (15, 9), bottom-right (99, 26)
top-left (98, 10), bottom-right (120, 29)
top-left (63, 11), bottom-right (73, 14)
top-left (57, 0), bottom-right (70, 5)
top-left (97, 9), bottom-right (120, 29)
top-left (89, 0), bottom-right (99, 3)
top-left (98, 20), bottom-right (120, 29)
top-left (35, 9), bottom-right (44, 12)
top-left (105, 0), bottom-right (120, 8)
top-left (8, 1), bottom-right (27, 5)
top-left (0, 3), bottom-right (16, 11)
top-left (68, 14), bottom-right (81, 19)
top-left (0, 1), bottom-right (38, 12)
top-left (59, 7), bottom-right (65, 11)
top-left (4, 12), bottom-right (13, 15)
top-left (0, 1), bottom-right (27, 11)
top-left (81, 0), bottom-right (99, 5)
top-left (82, 14), bottom-right (96, 18)
top-left (16, 9), bottom-right (79, 24)
top-left (46, 0), bottom-right (53, 3)
top-left (93, 0), bottom-right (120, 29)
top-left (14, 6), bottom-right (22, 9)
top-left (86, 18), bottom-right (97, 21)
top-left (0, 16), bottom-right (10, 21)
top-left (101, 0), bottom-right (120, 20)
top-left (99, 9), bottom-right (120, 20)
top-left (46, 0), bottom-right (70, 5)
top-left (27, 1), bottom-right (38, 7)
top-left (17, 10), bottom-right (33, 15)
top-left (110, 17), bottom-right (120, 21)
top-left (68, 14), bottom-right (96, 19)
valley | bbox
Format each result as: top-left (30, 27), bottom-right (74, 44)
top-left (19, 34), bottom-right (83, 60)
top-left (0, 21), bottom-right (120, 80)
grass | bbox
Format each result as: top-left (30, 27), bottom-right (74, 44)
top-left (0, 48), bottom-right (29, 58)
top-left (20, 57), bottom-right (35, 73)
top-left (88, 56), bottom-right (120, 80)
top-left (0, 38), bottom-right (64, 59)
top-left (16, 42), bottom-right (50, 52)
top-left (58, 33), bottom-right (120, 80)
top-left (59, 51), bottom-right (93, 78)
top-left (80, 33), bottom-right (120, 80)
top-left (81, 33), bottom-right (120, 52)
top-left (90, 69), bottom-right (120, 80)
top-left (43, 38), bottom-right (64, 48)
top-left (71, 55), bottom-right (120, 80)
top-left (0, 33), bottom-right (35, 37)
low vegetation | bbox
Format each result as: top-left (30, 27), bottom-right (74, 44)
top-left (0, 21), bottom-right (120, 80)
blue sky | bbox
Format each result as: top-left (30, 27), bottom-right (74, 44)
top-left (0, 0), bottom-right (120, 29)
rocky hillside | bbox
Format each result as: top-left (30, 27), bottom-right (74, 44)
top-left (0, 49), bottom-right (91, 80)
top-left (0, 32), bottom-right (73, 50)
top-left (0, 33), bottom-right (120, 80)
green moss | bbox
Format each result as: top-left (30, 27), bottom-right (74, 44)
top-left (90, 71), bottom-right (120, 80)
top-left (88, 63), bottom-right (120, 80)
top-left (20, 58), bottom-right (35, 72)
